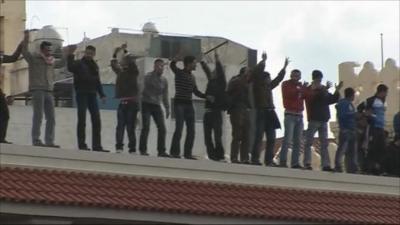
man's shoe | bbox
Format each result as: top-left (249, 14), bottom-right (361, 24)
top-left (322, 166), bottom-right (334, 172)
top-left (266, 162), bottom-right (284, 167)
top-left (158, 152), bottom-right (170, 158)
top-left (291, 165), bottom-right (304, 169)
top-left (116, 149), bottom-right (123, 154)
top-left (241, 161), bottom-right (251, 164)
top-left (128, 149), bottom-right (136, 154)
top-left (93, 148), bottom-right (110, 152)
top-left (0, 140), bottom-right (12, 144)
top-left (184, 155), bottom-right (198, 160)
top-left (231, 159), bottom-right (240, 164)
top-left (79, 147), bottom-right (91, 151)
top-left (304, 164), bottom-right (313, 170)
top-left (170, 154), bottom-right (181, 159)
top-left (334, 167), bottom-right (343, 173)
top-left (46, 144), bottom-right (60, 148)
top-left (33, 141), bottom-right (46, 147)
top-left (140, 152), bottom-right (150, 156)
top-left (250, 161), bottom-right (262, 166)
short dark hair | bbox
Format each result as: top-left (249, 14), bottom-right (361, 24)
top-left (344, 87), bottom-right (355, 98)
top-left (291, 69), bottom-right (301, 74)
top-left (239, 67), bottom-right (247, 74)
top-left (183, 55), bottom-right (196, 67)
top-left (376, 84), bottom-right (388, 93)
top-left (40, 41), bottom-right (52, 50)
top-left (154, 58), bottom-right (164, 64)
top-left (85, 45), bottom-right (96, 51)
top-left (312, 70), bottom-right (323, 80)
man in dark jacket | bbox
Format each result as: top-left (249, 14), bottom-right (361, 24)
top-left (200, 52), bottom-right (227, 161)
top-left (303, 70), bottom-right (342, 171)
top-left (227, 67), bottom-right (252, 164)
top-left (111, 45), bottom-right (140, 154)
top-left (0, 43), bottom-right (23, 144)
top-left (251, 52), bottom-right (289, 166)
top-left (169, 55), bottom-right (207, 160)
top-left (357, 84), bottom-right (389, 174)
top-left (67, 45), bottom-right (107, 152)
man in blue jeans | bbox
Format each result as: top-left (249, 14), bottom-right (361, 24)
top-left (111, 45), bottom-right (140, 154)
top-left (334, 87), bottom-right (358, 173)
top-left (169, 55), bottom-right (207, 160)
top-left (67, 45), bottom-right (108, 152)
top-left (303, 70), bottom-right (342, 171)
top-left (279, 69), bottom-right (308, 168)
top-left (139, 59), bottom-right (170, 157)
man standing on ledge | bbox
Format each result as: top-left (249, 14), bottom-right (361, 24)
top-left (169, 55), bottom-right (207, 160)
top-left (21, 30), bottom-right (65, 148)
top-left (67, 45), bottom-right (108, 152)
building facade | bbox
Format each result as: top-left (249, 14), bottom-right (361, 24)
top-left (0, 0), bottom-right (26, 95)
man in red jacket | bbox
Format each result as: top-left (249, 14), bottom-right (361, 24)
top-left (279, 69), bottom-right (307, 168)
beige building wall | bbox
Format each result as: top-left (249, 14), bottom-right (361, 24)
top-left (0, 0), bottom-right (26, 95)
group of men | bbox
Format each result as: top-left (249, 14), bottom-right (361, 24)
top-left (0, 31), bottom-right (399, 176)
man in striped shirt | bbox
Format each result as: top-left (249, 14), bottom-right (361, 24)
top-left (169, 55), bottom-right (207, 160)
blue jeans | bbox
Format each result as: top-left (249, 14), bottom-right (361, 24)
top-left (116, 100), bottom-right (139, 151)
top-left (303, 121), bottom-right (330, 168)
top-left (170, 102), bottom-right (195, 157)
top-left (31, 90), bottom-right (55, 145)
top-left (251, 109), bottom-right (279, 164)
top-left (139, 102), bottom-right (166, 154)
top-left (279, 114), bottom-right (303, 167)
top-left (334, 129), bottom-right (358, 173)
top-left (76, 92), bottom-right (102, 150)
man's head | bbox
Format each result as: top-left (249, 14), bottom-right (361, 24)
top-left (312, 70), bottom-right (323, 84)
top-left (376, 84), bottom-right (389, 99)
top-left (290, 69), bottom-right (301, 81)
top-left (183, 55), bottom-right (197, 71)
top-left (344, 87), bottom-right (355, 101)
top-left (154, 58), bottom-right (164, 75)
top-left (40, 41), bottom-right (52, 57)
top-left (84, 45), bottom-right (96, 59)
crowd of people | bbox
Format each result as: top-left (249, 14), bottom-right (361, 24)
top-left (0, 30), bottom-right (399, 177)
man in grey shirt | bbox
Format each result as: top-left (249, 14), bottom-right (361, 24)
top-left (139, 59), bottom-right (170, 157)
top-left (21, 30), bottom-right (65, 147)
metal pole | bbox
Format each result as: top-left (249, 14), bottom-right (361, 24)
top-left (380, 33), bottom-right (384, 69)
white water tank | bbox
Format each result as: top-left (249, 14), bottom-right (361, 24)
top-left (142, 22), bottom-right (159, 34)
top-left (29, 25), bottom-right (64, 57)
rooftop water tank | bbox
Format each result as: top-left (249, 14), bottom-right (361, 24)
top-left (142, 22), bottom-right (159, 34)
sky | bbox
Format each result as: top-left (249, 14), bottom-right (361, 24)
top-left (26, 0), bottom-right (399, 83)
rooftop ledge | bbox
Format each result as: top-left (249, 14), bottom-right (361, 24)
top-left (1, 143), bottom-right (399, 196)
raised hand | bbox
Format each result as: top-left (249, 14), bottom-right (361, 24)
top-left (326, 81), bottom-right (333, 89)
top-left (261, 51), bottom-right (267, 61)
top-left (302, 81), bottom-right (309, 88)
top-left (284, 57), bottom-right (290, 68)
top-left (335, 81), bottom-right (344, 91)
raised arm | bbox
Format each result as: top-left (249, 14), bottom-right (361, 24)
top-left (215, 53), bottom-right (227, 89)
top-left (200, 61), bottom-right (212, 80)
top-left (2, 43), bottom-right (23, 63)
top-left (162, 78), bottom-right (170, 113)
top-left (21, 31), bottom-right (33, 64)
top-left (169, 60), bottom-right (180, 75)
top-left (110, 59), bottom-right (122, 75)
top-left (271, 57), bottom-right (289, 89)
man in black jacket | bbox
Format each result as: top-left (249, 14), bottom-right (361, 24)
top-left (200, 52), bottom-right (227, 161)
top-left (303, 70), bottom-right (342, 171)
top-left (0, 43), bottom-right (23, 144)
top-left (67, 45), bottom-right (108, 152)
top-left (111, 45), bottom-right (140, 154)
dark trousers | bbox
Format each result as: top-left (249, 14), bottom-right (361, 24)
top-left (204, 110), bottom-right (224, 160)
top-left (366, 127), bottom-right (386, 174)
top-left (0, 94), bottom-right (9, 142)
top-left (76, 92), bottom-right (102, 150)
top-left (116, 100), bottom-right (139, 151)
top-left (230, 108), bottom-right (250, 162)
top-left (139, 102), bottom-right (166, 154)
top-left (170, 102), bottom-right (195, 157)
top-left (251, 109), bottom-right (280, 164)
